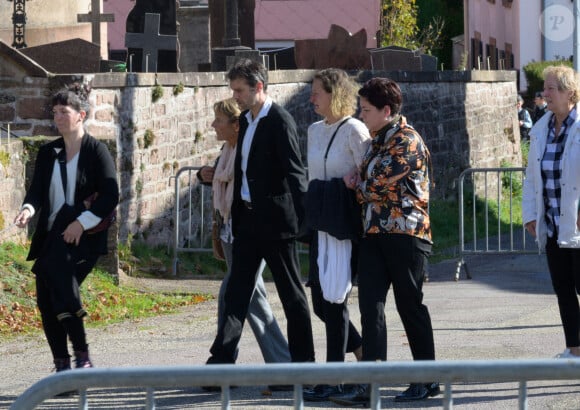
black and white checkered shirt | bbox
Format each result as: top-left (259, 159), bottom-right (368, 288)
top-left (541, 108), bottom-right (577, 238)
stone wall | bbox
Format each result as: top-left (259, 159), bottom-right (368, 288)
top-left (0, 139), bottom-right (27, 244)
top-left (0, 69), bottom-right (521, 257)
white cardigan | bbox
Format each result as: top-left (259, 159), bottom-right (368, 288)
top-left (522, 106), bottom-right (580, 249)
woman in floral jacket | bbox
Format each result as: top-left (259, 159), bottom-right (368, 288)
top-left (338, 77), bottom-right (438, 405)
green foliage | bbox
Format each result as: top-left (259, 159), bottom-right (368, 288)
top-left (380, 0), bottom-right (419, 49)
top-left (173, 82), bottom-right (184, 96)
top-left (500, 160), bottom-right (523, 198)
top-left (429, 193), bottom-right (523, 263)
top-left (151, 84), bottom-right (164, 103)
top-left (194, 130), bottom-right (203, 144)
top-left (143, 129), bottom-right (155, 149)
top-left (523, 59), bottom-right (572, 97)
top-left (520, 140), bottom-right (530, 168)
top-left (0, 241), bottom-right (211, 338)
top-left (416, 0), bottom-right (464, 68)
top-left (143, 128), bottom-right (156, 148)
top-left (0, 150), bottom-right (9, 170)
top-left (380, 0), bottom-right (450, 59)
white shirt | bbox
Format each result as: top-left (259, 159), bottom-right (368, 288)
top-left (307, 116), bottom-right (370, 181)
top-left (240, 97), bottom-right (273, 202)
top-left (22, 147), bottom-right (101, 232)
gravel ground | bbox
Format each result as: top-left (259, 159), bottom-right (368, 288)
top-left (1, 254), bottom-right (580, 409)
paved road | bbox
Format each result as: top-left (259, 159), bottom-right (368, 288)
top-left (1, 253), bottom-right (579, 409)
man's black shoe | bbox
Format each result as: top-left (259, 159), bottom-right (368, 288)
top-left (394, 382), bottom-right (440, 401)
top-left (303, 384), bottom-right (343, 401)
top-left (328, 384), bottom-right (370, 407)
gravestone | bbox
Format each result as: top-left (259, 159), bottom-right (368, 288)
top-left (209, 0), bottom-right (255, 49)
top-left (370, 46), bottom-right (438, 72)
top-left (125, 0), bottom-right (178, 72)
top-left (20, 38), bottom-right (100, 73)
top-left (177, 0), bottom-right (210, 72)
top-left (294, 24), bottom-right (371, 70)
top-left (210, 0), bottom-right (259, 71)
top-left (77, 0), bottom-right (115, 47)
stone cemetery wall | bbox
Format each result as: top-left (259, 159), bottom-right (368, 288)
top-left (0, 69), bottom-right (521, 255)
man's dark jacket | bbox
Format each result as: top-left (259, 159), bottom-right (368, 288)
top-left (231, 102), bottom-right (308, 240)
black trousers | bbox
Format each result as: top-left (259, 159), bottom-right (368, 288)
top-left (209, 206), bottom-right (315, 363)
top-left (546, 235), bottom-right (580, 347)
top-left (36, 256), bottom-right (97, 359)
top-left (310, 282), bottom-right (362, 362)
top-left (357, 234), bottom-right (435, 362)
top-left (308, 234), bottom-right (362, 362)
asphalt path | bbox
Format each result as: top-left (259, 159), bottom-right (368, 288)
top-left (1, 253), bottom-right (580, 409)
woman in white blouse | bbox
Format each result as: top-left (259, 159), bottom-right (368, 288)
top-left (303, 69), bottom-right (371, 402)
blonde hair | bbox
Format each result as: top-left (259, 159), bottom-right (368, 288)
top-left (213, 98), bottom-right (241, 121)
top-left (313, 68), bottom-right (358, 118)
top-left (543, 65), bottom-right (580, 104)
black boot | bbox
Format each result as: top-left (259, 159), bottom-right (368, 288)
top-left (74, 350), bottom-right (94, 368)
top-left (53, 357), bottom-right (75, 397)
top-left (53, 357), bottom-right (71, 372)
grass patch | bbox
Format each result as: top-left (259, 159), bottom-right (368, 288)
top-left (120, 240), bottom-right (227, 278)
top-left (0, 241), bottom-right (212, 339)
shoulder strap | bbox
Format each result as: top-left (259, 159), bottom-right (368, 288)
top-left (324, 117), bottom-right (350, 161)
top-left (323, 117), bottom-right (350, 178)
top-left (57, 149), bottom-right (67, 195)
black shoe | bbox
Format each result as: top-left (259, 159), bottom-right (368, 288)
top-left (303, 384), bottom-right (343, 402)
top-left (201, 356), bottom-right (236, 392)
top-left (328, 384), bottom-right (370, 407)
top-left (201, 385), bottom-right (221, 392)
top-left (394, 382), bottom-right (440, 401)
top-left (268, 384), bottom-right (294, 392)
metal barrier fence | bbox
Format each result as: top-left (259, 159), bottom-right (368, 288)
top-left (456, 167), bottom-right (536, 281)
top-left (170, 166), bottom-right (309, 276)
top-left (170, 166), bottom-right (213, 276)
top-left (10, 360), bottom-right (580, 410)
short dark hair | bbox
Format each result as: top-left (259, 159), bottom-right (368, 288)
top-left (51, 82), bottom-right (91, 114)
top-left (358, 77), bottom-right (402, 115)
top-left (535, 91), bottom-right (544, 99)
top-left (227, 58), bottom-right (268, 91)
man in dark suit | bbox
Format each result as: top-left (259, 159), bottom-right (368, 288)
top-left (206, 59), bottom-right (315, 367)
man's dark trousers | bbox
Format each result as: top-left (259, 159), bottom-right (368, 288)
top-left (209, 205), bottom-right (315, 363)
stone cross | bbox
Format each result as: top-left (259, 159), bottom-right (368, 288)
top-left (125, 13), bottom-right (178, 72)
top-left (77, 0), bottom-right (115, 46)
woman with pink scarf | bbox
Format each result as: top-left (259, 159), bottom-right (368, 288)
top-left (197, 99), bottom-right (290, 376)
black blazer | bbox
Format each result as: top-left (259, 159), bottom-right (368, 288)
top-left (24, 134), bottom-right (119, 260)
top-left (231, 102), bottom-right (308, 240)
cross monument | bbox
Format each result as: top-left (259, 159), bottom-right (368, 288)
top-left (77, 0), bottom-right (115, 47)
top-left (125, 13), bottom-right (178, 72)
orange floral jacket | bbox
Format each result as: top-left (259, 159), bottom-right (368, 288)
top-left (356, 120), bottom-right (432, 243)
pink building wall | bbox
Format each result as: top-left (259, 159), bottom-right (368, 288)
top-left (103, 0), bottom-right (135, 52)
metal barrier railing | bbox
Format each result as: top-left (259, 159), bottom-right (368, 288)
top-left (169, 166), bottom-right (310, 276)
top-left (10, 360), bottom-right (580, 410)
top-left (169, 166), bottom-right (213, 276)
top-left (456, 167), bottom-right (536, 281)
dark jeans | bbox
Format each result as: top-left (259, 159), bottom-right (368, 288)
top-left (308, 234), bottom-right (362, 362)
top-left (546, 235), bottom-right (580, 347)
top-left (357, 233), bottom-right (435, 362)
top-left (209, 206), bottom-right (315, 363)
top-left (310, 282), bottom-right (362, 362)
top-left (36, 256), bottom-right (98, 359)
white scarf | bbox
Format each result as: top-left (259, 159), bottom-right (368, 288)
top-left (317, 231), bottom-right (352, 303)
